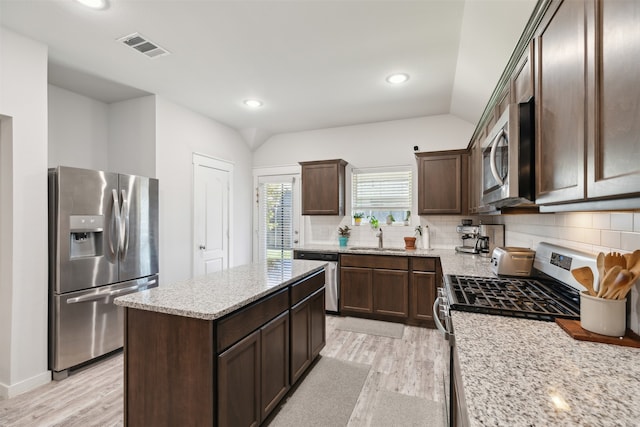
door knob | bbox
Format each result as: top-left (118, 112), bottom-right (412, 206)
top-left (199, 245), bottom-right (206, 250)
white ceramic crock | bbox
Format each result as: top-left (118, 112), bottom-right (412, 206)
top-left (580, 291), bottom-right (626, 337)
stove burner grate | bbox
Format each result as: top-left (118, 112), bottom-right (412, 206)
top-left (446, 274), bottom-right (580, 321)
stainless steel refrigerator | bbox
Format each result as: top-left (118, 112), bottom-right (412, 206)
top-left (48, 166), bottom-right (159, 379)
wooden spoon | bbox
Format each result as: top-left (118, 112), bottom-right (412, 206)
top-left (604, 252), bottom-right (627, 273)
top-left (626, 250), bottom-right (640, 270)
top-left (610, 270), bottom-right (638, 299)
top-left (597, 265), bottom-right (622, 298)
top-left (571, 266), bottom-right (596, 296)
top-left (603, 269), bottom-right (633, 299)
top-left (596, 252), bottom-right (605, 287)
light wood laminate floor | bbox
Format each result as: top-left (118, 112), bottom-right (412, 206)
top-left (0, 316), bottom-right (447, 426)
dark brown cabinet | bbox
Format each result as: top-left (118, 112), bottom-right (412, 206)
top-left (340, 254), bottom-right (409, 321)
top-left (512, 41), bottom-right (534, 104)
top-left (585, 0), bottom-right (640, 200)
top-left (260, 312), bottom-right (290, 420)
top-left (218, 330), bottom-right (262, 427)
top-left (340, 254), bottom-right (438, 327)
top-left (123, 269), bottom-right (325, 427)
top-left (372, 269), bottom-right (408, 318)
top-left (340, 266), bottom-right (373, 313)
top-left (416, 150), bottom-right (468, 215)
top-left (409, 257), bottom-right (439, 326)
top-left (291, 290), bottom-right (325, 384)
top-left (299, 159), bottom-right (347, 215)
top-left (534, 0), bottom-right (587, 205)
top-left (290, 274), bottom-right (326, 384)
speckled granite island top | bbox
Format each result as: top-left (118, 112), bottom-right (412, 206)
top-left (452, 311), bottom-right (640, 426)
top-left (114, 259), bottom-right (326, 320)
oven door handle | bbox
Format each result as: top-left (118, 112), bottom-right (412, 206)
top-left (433, 296), bottom-right (450, 339)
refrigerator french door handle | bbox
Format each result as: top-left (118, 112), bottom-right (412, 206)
top-left (489, 129), bottom-right (506, 187)
top-left (67, 292), bottom-right (111, 304)
top-left (120, 189), bottom-right (130, 260)
top-left (109, 280), bottom-right (156, 297)
top-left (110, 189), bottom-right (121, 258)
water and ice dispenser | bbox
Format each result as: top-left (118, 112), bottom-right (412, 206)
top-left (69, 215), bottom-right (104, 259)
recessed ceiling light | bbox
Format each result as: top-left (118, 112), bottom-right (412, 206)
top-left (386, 73), bottom-right (410, 84)
top-left (244, 99), bottom-right (263, 108)
top-left (75, 0), bottom-right (110, 10)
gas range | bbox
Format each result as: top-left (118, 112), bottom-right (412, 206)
top-left (445, 274), bottom-right (580, 321)
top-left (443, 242), bottom-right (596, 322)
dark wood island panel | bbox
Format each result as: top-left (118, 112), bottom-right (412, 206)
top-left (124, 309), bottom-right (215, 427)
top-left (122, 267), bottom-right (325, 427)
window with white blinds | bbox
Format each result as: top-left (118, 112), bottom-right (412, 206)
top-left (259, 178), bottom-right (294, 260)
top-left (351, 167), bottom-right (412, 221)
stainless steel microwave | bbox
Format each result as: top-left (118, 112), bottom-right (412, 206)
top-left (481, 97), bottom-right (535, 207)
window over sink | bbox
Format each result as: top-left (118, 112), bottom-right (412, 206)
top-left (351, 166), bottom-right (412, 226)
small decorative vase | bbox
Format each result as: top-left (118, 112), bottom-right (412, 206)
top-left (338, 236), bottom-right (348, 247)
top-left (404, 237), bottom-right (416, 250)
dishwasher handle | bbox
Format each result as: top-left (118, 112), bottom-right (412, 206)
top-left (433, 296), bottom-right (451, 341)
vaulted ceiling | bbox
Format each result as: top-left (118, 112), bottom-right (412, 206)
top-left (0, 0), bottom-right (535, 148)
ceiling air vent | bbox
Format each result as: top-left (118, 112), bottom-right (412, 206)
top-left (117, 32), bottom-right (170, 59)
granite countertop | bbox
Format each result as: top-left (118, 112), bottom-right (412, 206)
top-left (114, 259), bottom-right (326, 320)
top-left (299, 244), bottom-right (640, 425)
top-left (295, 244), bottom-right (496, 277)
top-left (452, 311), bottom-right (640, 426)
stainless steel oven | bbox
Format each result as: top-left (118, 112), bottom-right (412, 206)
top-left (481, 97), bottom-right (535, 208)
top-left (434, 243), bottom-right (593, 426)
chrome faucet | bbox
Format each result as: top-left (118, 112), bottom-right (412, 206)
top-left (376, 228), bottom-right (383, 248)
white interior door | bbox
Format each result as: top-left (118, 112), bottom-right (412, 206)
top-left (193, 154), bottom-right (232, 276)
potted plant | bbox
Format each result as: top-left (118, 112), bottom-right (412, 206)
top-left (353, 212), bottom-right (364, 226)
top-left (404, 211), bottom-right (411, 226)
top-left (386, 214), bottom-right (395, 225)
top-left (404, 236), bottom-right (416, 250)
top-left (368, 215), bottom-right (379, 229)
top-left (338, 226), bottom-right (351, 247)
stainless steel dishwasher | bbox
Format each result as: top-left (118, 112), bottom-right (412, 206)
top-left (293, 250), bottom-right (339, 313)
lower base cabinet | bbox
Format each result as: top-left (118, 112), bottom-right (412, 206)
top-left (291, 288), bottom-right (326, 384)
top-left (218, 329), bottom-right (262, 427)
top-left (218, 311), bottom-right (291, 427)
top-left (340, 254), bottom-right (438, 327)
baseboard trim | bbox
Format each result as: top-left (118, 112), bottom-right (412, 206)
top-left (0, 370), bottom-right (51, 399)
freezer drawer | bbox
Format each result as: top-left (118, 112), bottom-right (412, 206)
top-left (50, 275), bottom-right (158, 376)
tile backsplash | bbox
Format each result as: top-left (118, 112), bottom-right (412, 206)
top-left (302, 210), bottom-right (640, 334)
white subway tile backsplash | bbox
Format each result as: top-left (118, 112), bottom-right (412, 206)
top-left (611, 213), bottom-right (633, 231)
top-left (600, 230), bottom-right (621, 249)
top-left (620, 232), bottom-right (640, 252)
top-left (564, 212), bottom-right (592, 228)
top-left (593, 213), bottom-right (611, 230)
top-left (634, 213), bottom-right (640, 232)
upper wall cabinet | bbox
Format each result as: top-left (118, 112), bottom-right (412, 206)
top-left (299, 159), bottom-right (347, 215)
top-left (535, 0), bottom-right (640, 207)
top-left (586, 0), bottom-right (640, 199)
top-left (512, 41), bottom-right (535, 105)
top-left (416, 150), bottom-right (468, 215)
top-left (534, 0), bottom-right (587, 205)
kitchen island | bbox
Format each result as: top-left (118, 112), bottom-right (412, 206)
top-left (114, 259), bottom-right (327, 427)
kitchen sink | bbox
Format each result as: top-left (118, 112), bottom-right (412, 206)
top-left (349, 247), bottom-right (406, 252)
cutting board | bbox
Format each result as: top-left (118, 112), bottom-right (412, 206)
top-left (555, 318), bottom-right (640, 348)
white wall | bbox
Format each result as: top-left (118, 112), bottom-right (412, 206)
top-left (0, 27), bottom-right (50, 398)
top-left (108, 96), bottom-right (156, 178)
top-left (253, 115), bottom-right (475, 248)
top-left (48, 85), bottom-right (109, 170)
top-left (450, 0), bottom-right (537, 124)
top-left (155, 97), bottom-right (253, 284)
top-left (254, 115), bottom-right (473, 169)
